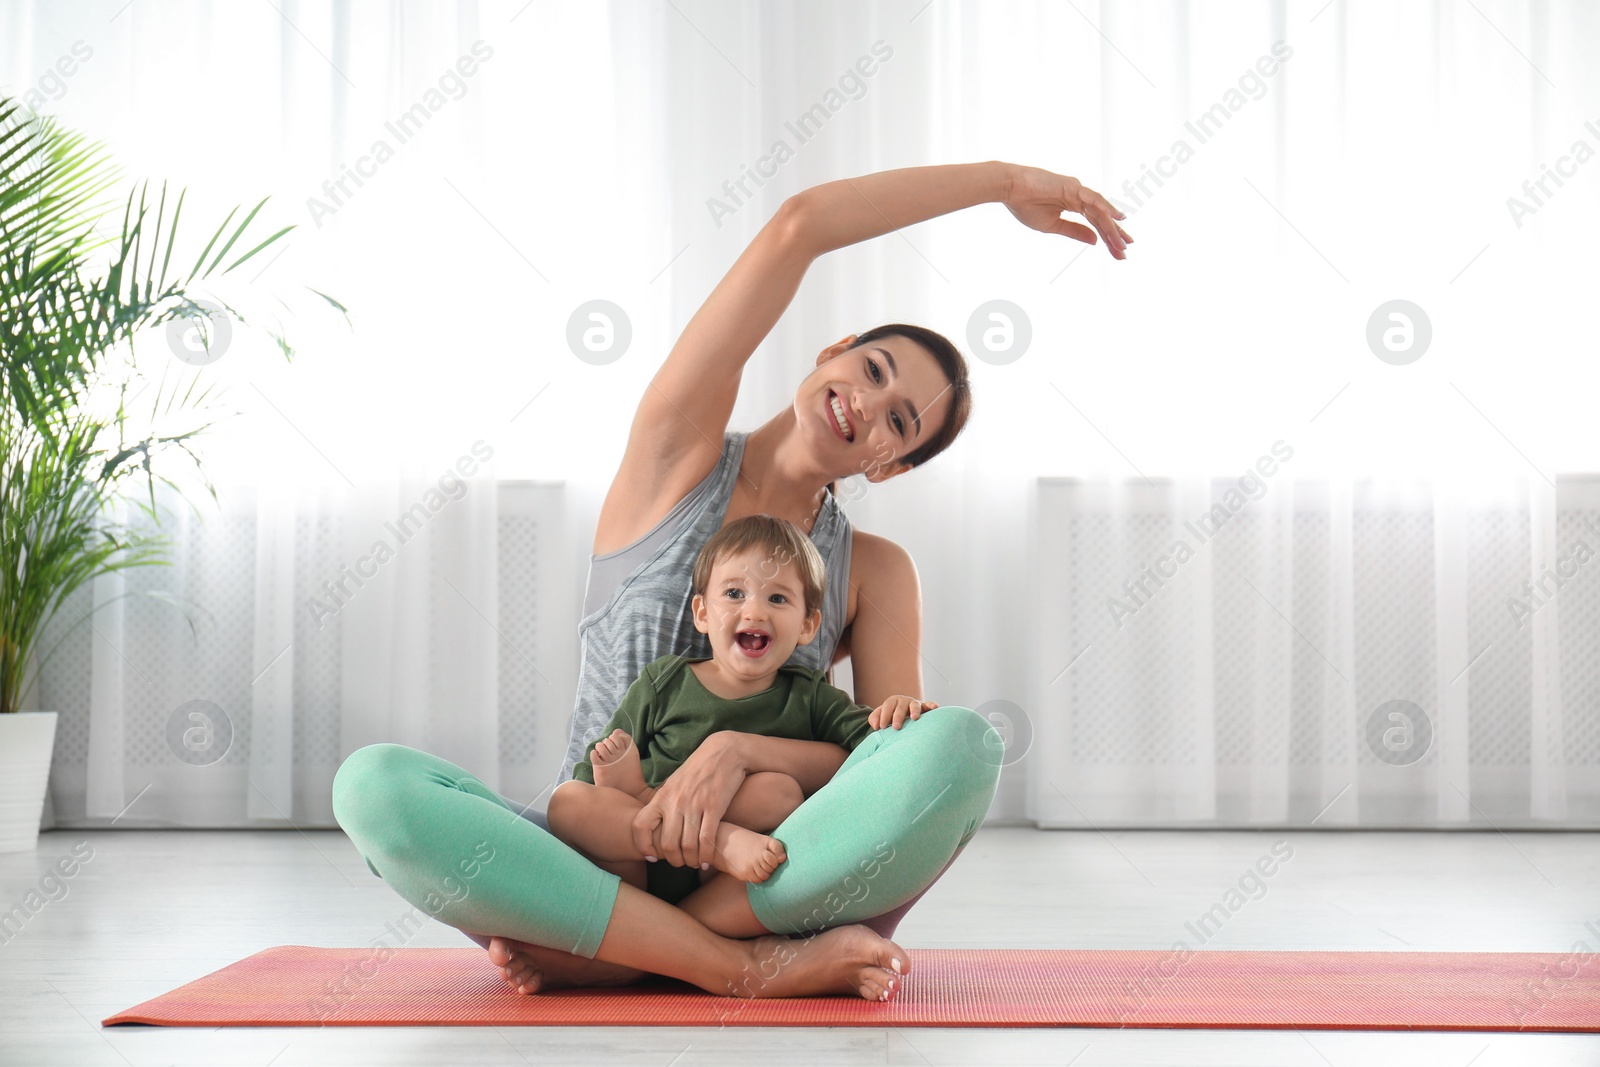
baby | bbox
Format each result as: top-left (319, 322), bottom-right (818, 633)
top-left (547, 513), bottom-right (936, 904)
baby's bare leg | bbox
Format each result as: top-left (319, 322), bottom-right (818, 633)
top-left (697, 772), bottom-right (805, 884)
top-left (723, 771), bottom-right (805, 832)
top-left (553, 773), bottom-right (803, 887)
top-left (546, 780), bottom-right (648, 889)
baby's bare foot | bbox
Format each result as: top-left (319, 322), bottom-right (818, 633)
top-left (713, 824), bottom-right (787, 884)
top-left (728, 925), bottom-right (909, 1002)
top-left (591, 728), bottom-right (649, 799)
top-left (487, 935), bottom-right (645, 995)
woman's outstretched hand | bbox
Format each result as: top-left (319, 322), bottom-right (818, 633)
top-left (630, 731), bottom-right (746, 871)
top-left (1003, 165), bottom-right (1133, 259)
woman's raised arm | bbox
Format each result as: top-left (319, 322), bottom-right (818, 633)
top-left (604, 160), bottom-right (1110, 525)
top-left (793, 160), bottom-right (1128, 260)
top-left (613, 196), bottom-right (815, 506)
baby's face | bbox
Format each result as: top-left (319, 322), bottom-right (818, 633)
top-left (692, 547), bottom-right (821, 680)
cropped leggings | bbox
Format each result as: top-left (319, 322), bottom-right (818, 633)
top-left (331, 706), bottom-right (1003, 958)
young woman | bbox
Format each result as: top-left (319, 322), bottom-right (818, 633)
top-left (332, 161), bottom-right (1130, 1001)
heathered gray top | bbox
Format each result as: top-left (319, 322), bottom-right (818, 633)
top-left (556, 430), bottom-right (855, 784)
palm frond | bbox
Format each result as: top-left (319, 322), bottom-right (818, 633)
top-left (0, 95), bottom-right (338, 714)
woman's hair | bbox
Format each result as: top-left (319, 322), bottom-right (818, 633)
top-left (692, 514), bottom-right (827, 618)
top-left (847, 323), bottom-right (973, 471)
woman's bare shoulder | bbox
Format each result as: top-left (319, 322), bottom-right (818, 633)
top-left (845, 528), bottom-right (920, 610)
top-left (851, 528), bottom-right (916, 570)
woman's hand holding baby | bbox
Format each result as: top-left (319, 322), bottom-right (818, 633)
top-left (630, 730), bottom-right (746, 871)
top-left (869, 695), bottom-right (940, 731)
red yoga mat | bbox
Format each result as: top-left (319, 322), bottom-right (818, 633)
top-left (103, 946), bottom-right (1600, 1031)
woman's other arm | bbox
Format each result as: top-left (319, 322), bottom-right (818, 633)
top-left (718, 733), bottom-right (849, 797)
top-left (844, 532), bottom-right (926, 711)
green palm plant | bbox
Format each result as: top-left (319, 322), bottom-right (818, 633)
top-left (1, 96), bottom-right (340, 715)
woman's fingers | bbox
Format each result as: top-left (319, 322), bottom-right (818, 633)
top-left (1055, 218), bottom-right (1098, 245)
top-left (631, 806), bottom-right (662, 859)
top-left (680, 810), bottom-right (704, 869)
top-left (698, 819), bottom-right (719, 871)
top-left (656, 805), bottom-right (686, 867)
top-left (1093, 220), bottom-right (1126, 259)
top-left (1066, 179), bottom-right (1131, 258)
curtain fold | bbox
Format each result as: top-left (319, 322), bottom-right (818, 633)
top-left (247, 481), bottom-right (297, 822)
top-left (1528, 475), bottom-right (1567, 820)
top-left (1431, 477), bottom-right (1471, 823)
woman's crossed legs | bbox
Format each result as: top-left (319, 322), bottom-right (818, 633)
top-left (330, 706), bottom-right (1001, 1000)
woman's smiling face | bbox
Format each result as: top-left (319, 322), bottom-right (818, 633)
top-left (799, 334), bottom-right (955, 482)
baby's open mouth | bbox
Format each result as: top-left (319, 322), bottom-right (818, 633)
top-left (736, 630), bottom-right (771, 653)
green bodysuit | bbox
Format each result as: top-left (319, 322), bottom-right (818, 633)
top-left (573, 654), bottom-right (874, 903)
top-left (573, 654), bottom-right (873, 788)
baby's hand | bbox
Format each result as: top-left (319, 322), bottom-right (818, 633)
top-left (868, 695), bottom-right (940, 731)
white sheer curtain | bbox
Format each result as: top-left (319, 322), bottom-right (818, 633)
top-left (6, 1), bottom-right (1596, 827)
top-left (1026, 474), bottom-right (1600, 827)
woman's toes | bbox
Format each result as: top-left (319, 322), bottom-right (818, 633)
top-left (489, 939), bottom-right (544, 995)
top-left (880, 942), bottom-right (910, 976)
top-left (859, 971), bottom-right (893, 1001)
top-left (509, 962), bottom-right (541, 993)
top-left (876, 967), bottom-right (899, 996)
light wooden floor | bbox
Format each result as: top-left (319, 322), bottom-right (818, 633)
top-left (2, 827), bottom-right (1597, 1066)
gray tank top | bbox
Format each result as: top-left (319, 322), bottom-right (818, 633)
top-left (556, 431), bottom-right (854, 783)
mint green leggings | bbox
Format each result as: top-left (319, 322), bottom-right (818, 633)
top-left (331, 706), bottom-right (1002, 958)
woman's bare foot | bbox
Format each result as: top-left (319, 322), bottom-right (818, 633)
top-left (727, 925), bottom-right (909, 1002)
top-left (487, 935), bottom-right (646, 995)
top-left (714, 824), bottom-right (787, 884)
top-left (591, 729), bottom-right (650, 799)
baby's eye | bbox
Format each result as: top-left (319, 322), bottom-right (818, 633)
top-left (724, 588), bottom-right (743, 599)
top-left (769, 594), bottom-right (788, 604)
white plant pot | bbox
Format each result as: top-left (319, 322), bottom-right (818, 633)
top-left (0, 712), bottom-right (59, 853)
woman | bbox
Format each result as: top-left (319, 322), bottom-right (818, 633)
top-left (332, 160), bottom-right (1130, 1001)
